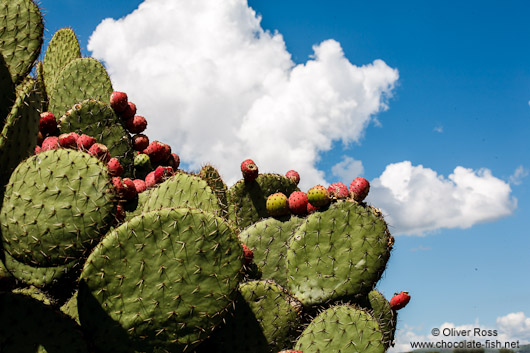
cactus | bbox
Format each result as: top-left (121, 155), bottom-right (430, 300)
top-left (0, 4), bottom-right (410, 351)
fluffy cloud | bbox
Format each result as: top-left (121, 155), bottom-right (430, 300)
top-left (509, 165), bottom-right (528, 185)
top-left (389, 314), bottom-right (530, 353)
top-left (331, 156), bottom-right (364, 183)
top-left (87, 0), bottom-right (398, 189)
top-left (368, 161), bottom-right (517, 236)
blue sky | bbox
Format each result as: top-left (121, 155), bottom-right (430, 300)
top-left (38, 0), bottom-right (530, 350)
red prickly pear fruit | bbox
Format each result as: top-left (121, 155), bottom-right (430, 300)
top-left (278, 351), bottom-right (303, 353)
top-left (88, 143), bottom-right (110, 163)
top-left (133, 179), bottom-right (147, 193)
top-left (241, 244), bottom-right (253, 265)
top-left (125, 115), bottom-right (147, 134)
top-left (390, 291), bottom-right (411, 311)
top-left (167, 153), bottom-right (180, 171)
top-left (113, 177), bottom-right (137, 200)
top-left (349, 177), bottom-right (370, 202)
top-left (57, 132), bottom-right (79, 149)
top-left (328, 182), bottom-right (349, 199)
top-left (307, 185), bottom-right (330, 207)
top-left (41, 136), bottom-right (59, 151)
top-left (286, 170), bottom-right (300, 185)
top-left (39, 112), bottom-right (58, 135)
top-left (154, 166), bottom-right (173, 180)
top-left (241, 159), bottom-right (258, 183)
top-left (307, 202), bottom-right (320, 214)
top-left (77, 134), bottom-right (97, 151)
top-left (34, 145), bottom-right (42, 154)
top-left (132, 134), bottom-right (149, 151)
top-left (288, 191), bottom-right (308, 215)
top-left (107, 158), bottom-right (124, 177)
top-left (120, 101), bottom-right (137, 120)
top-left (266, 192), bottom-right (290, 217)
top-left (145, 141), bottom-right (170, 163)
top-left (145, 171), bottom-right (156, 189)
top-left (110, 91), bottom-right (128, 113)
top-left (115, 203), bottom-right (126, 222)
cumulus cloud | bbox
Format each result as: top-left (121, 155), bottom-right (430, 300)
top-left (87, 0), bottom-right (398, 189)
top-left (368, 161), bottom-right (517, 236)
top-left (389, 314), bottom-right (530, 353)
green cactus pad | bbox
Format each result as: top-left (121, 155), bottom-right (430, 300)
top-left (228, 174), bottom-right (299, 230)
top-left (199, 164), bottom-right (228, 218)
top-left (43, 28), bottom-right (82, 92)
top-left (239, 216), bottom-right (303, 288)
top-left (61, 291), bottom-right (80, 325)
top-left (0, 291), bottom-right (89, 353)
top-left (2, 250), bottom-right (80, 288)
top-left (0, 76), bottom-right (41, 192)
top-left (78, 207), bottom-right (243, 353)
top-left (59, 99), bottom-right (134, 172)
top-left (0, 52), bottom-right (15, 123)
top-left (196, 280), bottom-right (302, 353)
top-left (366, 290), bottom-right (397, 349)
top-left (142, 172), bottom-right (221, 215)
top-left (0, 149), bottom-right (116, 267)
top-left (0, 0), bottom-right (43, 85)
top-left (36, 60), bottom-right (48, 112)
top-left (48, 57), bottom-right (113, 117)
top-left (294, 304), bottom-right (385, 353)
top-left (286, 201), bottom-right (391, 306)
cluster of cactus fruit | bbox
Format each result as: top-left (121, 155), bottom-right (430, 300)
top-left (0, 1), bottom-right (411, 352)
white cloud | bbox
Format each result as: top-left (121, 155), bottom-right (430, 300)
top-left (434, 125), bottom-right (443, 133)
top-left (331, 156), bottom-right (364, 184)
top-left (389, 314), bottom-right (530, 353)
top-left (87, 0), bottom-right (398, 190)
top-left (509, 165), bottom-right (528, 185)
top-left (368, 161), bottom-right (516, 236)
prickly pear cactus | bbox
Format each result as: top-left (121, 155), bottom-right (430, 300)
top-left (0, 5), bottom-right (410, 352)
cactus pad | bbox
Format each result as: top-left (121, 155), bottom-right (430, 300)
top-left (367, 290), bottom-right (397, 349)
top-left (228, 174), bottom-right (299, 230)
top-left (199, 164), bottom-right (228, 218)
top-left (294, 304), bottom-right (385, 353)
top-left (59, 99), bottom-right (134, 172)
top-left (0, 0), bottom-right (43, 85)
top-left (142, 172), bottom-right (221, 215)
top-left (286, 201), bottom-right (391, 306)
top-left (239, 216), bottom-right (303, 288)
top-left (0, 53), bottom-right (15, 122)
top-left (48, 57), bottom-right (113, 117)
top-left (78, 207), bottom-right (243, 353)
top-left (196, 280), bottom-right (302, 353)
top-left (0, 76), bottom-right (41, 192)
top-left (43, 27), bottom-right (81, 92)
top-left (0, 149), bottom-right (116, 267)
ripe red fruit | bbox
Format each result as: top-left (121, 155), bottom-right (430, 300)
top-left (120, 101), bottom-right (137, 120)
top-left (115, 203), bottom-right (126, 222)
top-left (328, 182), bottom-right (349, 199)
top-left (241, 159), bottom-right (258, 182)
top-left (57, 132), bottom-right (79, 149)
top-left (39, 112), bottom-right (58, 135)
top-left (88, 143), bottom-right (110, 162)
top-left (41, 136), bottom-right (59, 151)
top-left (145, 171), bottom-right (157, 189)
top-left (77, 134), bottom-right (97, 151)
top-left (132, 134), bottom-right (149, 151)
top-left (241, 244), bottom-right (253, 265)
top-left (109, 91), bottom-right (128, 113)
top-left (390, 291), bottom-right (411, 310)
top-left (167, 153), bottom-right (180, 171)
top-left (307, 202), bottom-right (320, 214)
top-left (107, 158), bottom-right (124, 177)
top-left (154, 166), bottom-right (173, 180)
top-left (133, 179), bottom-right (147, 193)
top-left (288, 191), bottom-right (308, 215)
top-left (285, 170), bottom-right (300, 185)
top-left (145, 141), bottom-right (171, 163)
top-left (34, 145), bottom-right (41, 154)
top-left (113, 177), bottom-right (137, 200)
top-left (37, 131), bottom-right (44, 146)
top-left (125, 115), bottom-right (147, 134)
top-left (349, 177), bottom-right (370, 202)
